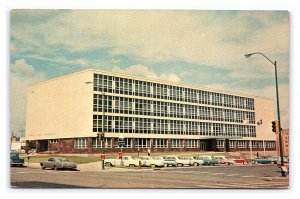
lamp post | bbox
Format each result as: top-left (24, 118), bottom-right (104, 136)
top-left (245, 52), bottom-right (285, 177)
top-left (101, 91), bottom-right (105, 170)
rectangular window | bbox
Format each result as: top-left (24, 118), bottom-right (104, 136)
top-left (153, 139), bottom-right (168, 148)
top-left (135, 138), bottom-right (151, 148)
top-left (49, 139), bottom-right (58, 144)
top-left (237, 140), bottom-right (247, 148)
top-left (229, 140), bottom-right (236, 148)
top-left (92, 138), bottom-right (112, 148)
top-left (216, 140), bottom-right (224, 148)
top-left (186, 139), bottom-right (198, 148)
top-left (171, 139), bottom-right (183, 148)
top-left (74, 138), bottom-right (88, 149)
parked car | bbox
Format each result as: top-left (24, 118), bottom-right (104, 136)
top-left (138, 156), bottom-right (164, 168)
top-left (162, 156), bottom-right (177, 167)
top-left (233, 157), bottom-right (248, 165)
top-left (104, 156), bottom-right (140, 167)
top-left (10, 152), bottom-right (24, 167)
top-left (40, 157), bottom-right (77, 170)
top-left (28, 149), bottom-right (36, 154)
top-left (213, 156), bottom-right (235, 165)
top-left (253, 156), bottom-right (277, 164)
top-left (163, 156), bottom-right (190, 167)
top-left (181, 157), bottom-right (203, 166)
top-left (198, 155), bottom-right (219, 166)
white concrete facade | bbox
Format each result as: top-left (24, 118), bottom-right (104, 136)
top-left (25, 69), bottom-right (277, 152)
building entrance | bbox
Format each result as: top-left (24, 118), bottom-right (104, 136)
top-left (200, 141), bottom-right (207, 151)
top-left (39, 140), bottom-right (48, 152)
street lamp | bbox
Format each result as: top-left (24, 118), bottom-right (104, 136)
top-left (245, 52), bottom-right (285, 177)
top-left (101, 91), bottom-right (106, 170)
top-left (85, 81), bottom-right (106, 170)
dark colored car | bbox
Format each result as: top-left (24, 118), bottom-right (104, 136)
top-left (253, 156), bottom-right (277, 164)
top-left (10, 152), bottom-right (24, 167)
top-left (40, 157), bottom-right (77, 170)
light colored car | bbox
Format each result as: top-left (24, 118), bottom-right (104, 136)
top-left (138, 156), bottom-right (164, 168)
top-left (213, 156), bottom-right (235, 165)
top-left (104, 156), bottom-right (140, 167)
top-left (164, 156), bottom-right (190, 167)
top-left (181, 157), bottom-right (203, 166)
top-left (40, 157), bottom-right (77, 170)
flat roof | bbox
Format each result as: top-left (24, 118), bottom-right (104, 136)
top-left (28, 68), bottom-right (273, 101)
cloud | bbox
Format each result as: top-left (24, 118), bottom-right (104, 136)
top-left (112, 64), bottom-right (181, 83)
top-left (11, 10), bottom-right (289, 70)
top-left (10, 59), bottom-right (47, 137)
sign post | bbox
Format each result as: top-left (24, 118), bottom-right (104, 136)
top-left (118, 135), bottom-right (125, 166)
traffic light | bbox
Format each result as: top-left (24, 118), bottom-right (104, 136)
top-left (271, 120), bottom-right (279, 133)
top-left (271, 121), bottom-right (276, 132)
top-left (100, 133), bottom-right (104, 141)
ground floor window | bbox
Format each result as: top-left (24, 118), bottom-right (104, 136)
top-left (49, 139), bottom-right (58, 144)
top-left (171, 139), bottom-right (183, 148)
top-left (229, 140), bottom-right (236, 148)
top-left (153, 139), bottom-right (168, 148)
top-left (237, 140), bottom-right (247, 148)
top-left (92, 138), bottom-right (112, 148)
top-left (257, 141), bottom-right (264, 148)
top-left (216, 140), bottom-right (224, 148)
top-left (186, 139), bottom-right (198, 148)
top-left (135, 138), bottom-right (151, 148)
top-left (266, 141), bottom-right (275, 149)
top-left (115, 138), bottom-right (132, 148)
top-left (74, 138), bottom-right (88, 149)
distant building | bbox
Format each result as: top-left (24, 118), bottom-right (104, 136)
top-left (277, 129), bottom-right (289, 157)
top-left (25, 69), bottom-right (277, 154)
top-left (11, 137), bottom-right (26, 153)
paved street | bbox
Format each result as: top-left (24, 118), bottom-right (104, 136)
top-left (10, 164), bottom-right (289, 189)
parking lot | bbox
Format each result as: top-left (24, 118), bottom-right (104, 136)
top-left (10, 162), bottom-right (289, 189)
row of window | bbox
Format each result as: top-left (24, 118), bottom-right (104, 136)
top-left (74, 138), bottom-right (275, 149)
top-left (93, 95), bottom-right (255, 123)
top-left (94, 74), bottom-right (254, 110)
top-left (93, 115), bottom-right (256, 137)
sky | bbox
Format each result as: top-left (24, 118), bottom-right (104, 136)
top-left (10, 10), bottom-right (290, 137)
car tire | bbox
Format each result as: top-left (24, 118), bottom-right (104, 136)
top-left (42, 166), bottom-right (46, 170)
top-left (105, 162), bottom-right (112, 167)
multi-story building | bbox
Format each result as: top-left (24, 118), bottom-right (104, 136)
top-left (25, 69), bottom-right (277, 154)
top-left (277, 129), bottom-right (289, 157)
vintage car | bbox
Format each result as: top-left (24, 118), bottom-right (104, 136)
top-left (180, 157), bottom-right (203, 166)
top-left (163, 156), bottom-right (190, 167)
top-left (104, 156), bottom-right (140, 167)
top-left (233, 157), bottom-right (248, 165)
top-left (198, 155), bottom-right (219, 166)
top-left (10, 152), bottom-right (24, 167)
top-left (213, 156), bottom-right (235, 165)
top-left (253, 156), bottom-right (278, 164)
top-left (40, 157), bottom-right (77, 170)
top-left (138, 156), bottom-right (164, 168)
